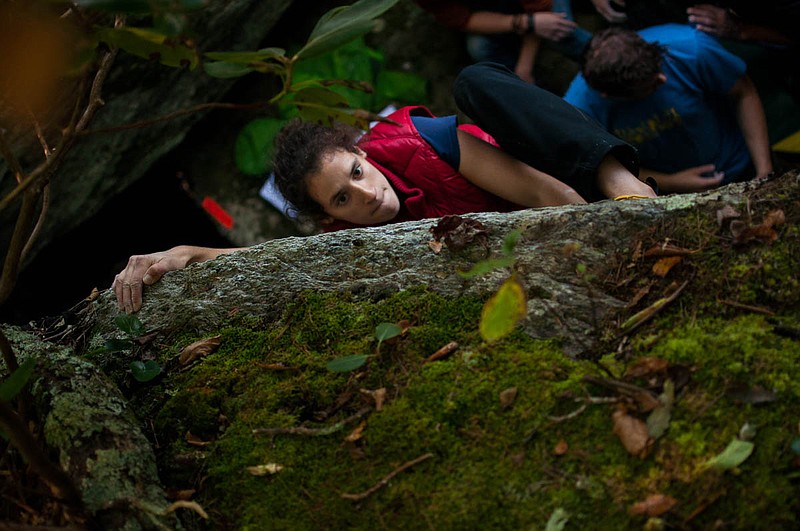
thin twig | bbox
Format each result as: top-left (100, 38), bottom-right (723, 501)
top-left (20, 183), bottom-right (50, 264)
top-left (423, 341), bottom-right (458, 363)
top-left (0, 45), bottom-right (116, 214)
top-left (29, 112), bottom-right (51, 158)
top-left (0, 191), bottom-right (38, 305)
top-left (619, 279), bottom-right (690, 337)
top-left (719, 299), bottom-right (775, 316)
top-left (252, 406), bottom-right (371, 437)
top-left (341, 453), bottom-right (434, 501)
top-left (547, 403), bottom-right (587, 423)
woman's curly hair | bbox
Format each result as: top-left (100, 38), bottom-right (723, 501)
top-left (582, 27), bottom-right (665, 100)
top-left (272, 118), bottom-right (362, 222)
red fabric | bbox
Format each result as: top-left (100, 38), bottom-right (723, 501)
top-left (324, 106), bottom-right (520, 232)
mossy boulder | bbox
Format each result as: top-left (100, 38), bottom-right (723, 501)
top-left (6, 172), bottom-right (800, 529)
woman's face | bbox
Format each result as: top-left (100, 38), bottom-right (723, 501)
top-left (306, 147), bottom-right (401, 226)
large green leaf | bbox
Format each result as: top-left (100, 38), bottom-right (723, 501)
top-left (479, 276), bottom-right (527, 342)
top-left (203, 61), bottom-right (256, 79)
top-left (130, 360), bottom-right (162, 382)
top-left (95, 26), bottom-right (199, 69)
top-left (235, 118), bottom-right (285, 175)
top-left (0, 358), bottom-right (36, 402)
top-left (295, 0), bottom-right (400, 61)
top-left (292, 87), bottom-right (375, 129)
top-left (115, 313), bottom-right (143, 337)
top-left (705, 438), bottom-right (755, 470)
top-left (374, 322), bottom-right (402, 342)
top-left (457, 256), bottom-right (515, 279)
top-left (326, 354), bottom-right (369, 373)
top-left (204, 48), bottom-right (285, 64)
top-left (292, 37), bottom-right (381, 111)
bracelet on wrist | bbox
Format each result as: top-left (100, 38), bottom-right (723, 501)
top-left (527, 12), bottom-right (535, 34)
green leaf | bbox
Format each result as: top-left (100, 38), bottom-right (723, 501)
top-left (130, 360), bottom-right (162, 382)
top-left (95, 27), bottom-right (199, 69)
top-left (326, 354), bottom-right (369, 373)
top-left (104, 338), bottom-right (135, 353)
top-left (204, 48), bottom-right (285, 63)
top-left (115, 314), bottom-right (143, 337)
top-left (375, 322), bottom-right (402, 342)
top-left (501, 229), bottom-right (522, 257)
top-left (0, 358), bottom-right (36, 402)
top-left (235, 118), bottom-right (285, 175)
top-left (296, 0), bottom-right (400, 61)
top-left (479, 276), bottom-right (527, 342)
top-left (545, 508), bottom-right (569, 531)
top-left (203, 61), bottom-right (255, 79)
top-left (457, 256), bottom-right (516, 279)
top-left (292, 87), bottom-right (374, 129)
top-left (705, 438), bottom-right (755, 470)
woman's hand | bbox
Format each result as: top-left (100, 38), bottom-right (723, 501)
top-left (645, 164), bottom-right (725, 193)
top-left (533, 12), bottom-right (577, 41)
top-left (112, 245), bottom-right (242, 313)
top-left (687, 4), bottom-right (740, 39)
top-left (591, 0), bottom-right (627, 23)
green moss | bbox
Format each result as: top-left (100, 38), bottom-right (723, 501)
top-left (142, 188), bottom-right (800, 530)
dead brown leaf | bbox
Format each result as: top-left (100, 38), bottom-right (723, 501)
top-left (629, 493), bottom-right (677, 517)
top-left (344, 420), bottom-right (366, 443)
top-left (652, 256), bottom-right (682, 277)
top-left (624, 357), bottom-right (670, 380)
top-left (553, 439), bottom-right (569, 456)
top-left (429, 215), bottom-right (488, 252)
top-left (612, 408), bottom-right (653, 458)
top-left (360, 388), bottom-right (387, 411)
top-left (626, 282), bottom-right (653, 309)
top-left (428, 240), bottom-right (443, 254)
top-left (499, 387), bottom-right (518, 410)
top-left (763, 209), bottom-right (786, 228)
top-left (643, 244), bottom-right (695, 258)
top-left (179, 335), bottom-right (222, 366)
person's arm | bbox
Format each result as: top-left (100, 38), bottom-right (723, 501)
top-left (640, 164), bottom-right (724, 193)
top-left (113, 245), bottom-right (245, 313)
top-left (687, 4), bottom-right (795, 46)
top-left (728, 75), bottom-right (773, 179)
top-left (596, 154), bottom-right (658, 199)
top-left (514, 33), bottom-right (539, 84)
top-left (456, 129), bottom-right (587, 207)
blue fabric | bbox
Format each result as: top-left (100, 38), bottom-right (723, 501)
top-left (563, 24), bottom-right (750, 183)
top-left (410, 115), bottom-right (461, 169)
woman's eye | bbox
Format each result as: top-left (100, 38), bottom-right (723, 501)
top-left (336, 194), bottom-right (348, 206)
top-left (353, 165), bottom-right (362, 178)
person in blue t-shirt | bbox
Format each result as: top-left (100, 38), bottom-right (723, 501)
top-left (563, 24), bottom-right (773, 193)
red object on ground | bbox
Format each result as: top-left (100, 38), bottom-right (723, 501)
top-left (201, 196), bottom-right (234, 229)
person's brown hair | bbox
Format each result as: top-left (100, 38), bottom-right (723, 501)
top-left (582, 27), bottom-right (665, 100)
top-left (272, 118), bottom-right (362, 222)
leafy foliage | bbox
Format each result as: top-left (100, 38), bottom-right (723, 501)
top-left (0, 358), bottom-right (36, 402)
